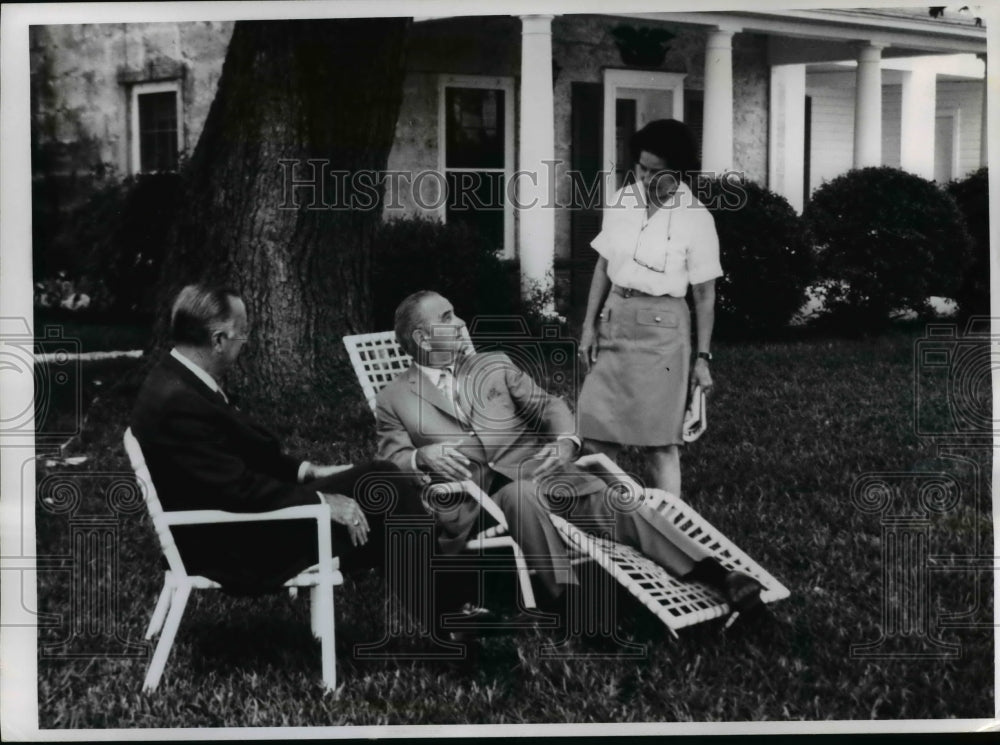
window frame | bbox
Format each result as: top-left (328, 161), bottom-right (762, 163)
top-left (437, 74), bottom-right (515, 259)
top-left (129, 80), bottom-right (183, 175)
top-left (601, 69), bottom-right (686, 206)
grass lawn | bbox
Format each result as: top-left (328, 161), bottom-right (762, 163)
top-left (31, 323), bottom-right (993, 727)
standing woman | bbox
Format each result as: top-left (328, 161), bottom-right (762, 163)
top-left (578, 119), bottom-right (721, 496)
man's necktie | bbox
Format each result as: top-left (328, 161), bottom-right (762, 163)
top-left (436, 368), bottom-right (469, 425)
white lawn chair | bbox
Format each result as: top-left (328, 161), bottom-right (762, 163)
top-left (123, 429), bottom-right (345, 692)
top-left (343, 331), bottom-right (536, 610)
top-left (561, 453), bottom-right (791, 637)
top-left (343, 332), bottom-right (790, 634)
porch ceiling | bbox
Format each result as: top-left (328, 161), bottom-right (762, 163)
top-left (608, 9), bottom-right (987, 63)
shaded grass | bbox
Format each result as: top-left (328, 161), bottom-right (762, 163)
top-left (32, 325), bottom-right (993, 726)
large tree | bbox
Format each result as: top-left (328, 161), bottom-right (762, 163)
top-left (161, 18), bottom-right (410, 400)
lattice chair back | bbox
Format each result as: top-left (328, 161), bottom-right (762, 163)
top-left (342, 330), bottom-right (537, 611)
top-left (343, 331), bottom-right (412, 412)
top-left (123, 428), bottom-right (188, 577)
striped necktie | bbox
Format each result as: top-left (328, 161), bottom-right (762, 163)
top-left (436, 367), bottom-right (468, 425)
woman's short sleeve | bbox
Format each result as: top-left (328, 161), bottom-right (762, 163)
top-left (686, 206), bottom-right (723, 285)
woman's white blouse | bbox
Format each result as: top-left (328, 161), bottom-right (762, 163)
top-left (591, 180), bottom-right (723, 298)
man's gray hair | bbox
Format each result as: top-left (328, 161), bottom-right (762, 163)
top-left (170, 284), bottom-right (241, 346)
top-left (394, 290), bottom-right (439, 356)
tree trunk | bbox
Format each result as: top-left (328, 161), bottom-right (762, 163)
top-left (159, 19), bottom-right (409, 401)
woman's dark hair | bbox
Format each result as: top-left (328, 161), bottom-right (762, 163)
top-left (629, 119), bottom-right (700, 175)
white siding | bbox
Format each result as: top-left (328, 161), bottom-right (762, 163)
top-left (882, 84), bottom-right (902, 169)
top-left (936, 79), bottom-right (985, 179)
top-left (805, 70), bottom-right (983, 196)
top-left (806, 80), bottom-right (854, 194)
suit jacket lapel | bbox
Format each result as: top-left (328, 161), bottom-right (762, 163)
top-left (406, 364), bottom-right (463, 422)
top-left (163, 354), bottom-right (274, 440)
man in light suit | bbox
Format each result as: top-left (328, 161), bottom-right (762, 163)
top-left (131, 284), bottom-right (428, 595)
top-left (376, 291), bottom-right (764, 619)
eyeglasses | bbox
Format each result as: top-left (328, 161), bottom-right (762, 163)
top-left (631, 208), bottom-right (674, 273)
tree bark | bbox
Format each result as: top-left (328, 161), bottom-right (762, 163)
top-left (159, 19), bottom-right (409, 401)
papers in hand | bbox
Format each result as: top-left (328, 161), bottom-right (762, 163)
top-left (682, 385), bottom-right (707, 443)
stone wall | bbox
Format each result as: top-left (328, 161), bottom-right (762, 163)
top-left (31, 21), bottom-right (233, 180)
top-left (30, 21), bottom-right (233, 277)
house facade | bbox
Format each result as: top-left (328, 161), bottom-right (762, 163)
top-left (30, 8), bottom-right (988, 315)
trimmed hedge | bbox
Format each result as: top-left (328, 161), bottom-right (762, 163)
top-left (695, 174), bottom-right (815, 338)
top-left (804, 167), bottom-right (972, 330)
top-left (371, 216), bottom-right (520, 331)
top-left (946, 167), bottom-right (989, 318)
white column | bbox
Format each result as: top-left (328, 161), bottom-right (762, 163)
top-left (768, 64), bottom-right (807, 213)
top-left (702, 28), bottom-right (736, 174)
top-left (900, 66), bottom-right (936, 180)
top-left (978, 53), bottom-right (988, 167)
top-left (854, 43), bottom-right (884, 168)
top-left (517, 14), bottom-right (556, 309)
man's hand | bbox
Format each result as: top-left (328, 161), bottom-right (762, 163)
top-left (303, 463), bottom-right (354, 481)
top-left (320, 492), bottom-right (370, 547)
top-left (579, 326), bottom-right (598, 373)
top-left (531, 438), bottom-right (578, 482)
top-left (692, 357), bottom-right (713, 394)
top-left (415, 440), bottom-right (472, 481)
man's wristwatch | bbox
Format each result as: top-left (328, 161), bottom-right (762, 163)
top-left (697, 352), bottom-right (713, 362)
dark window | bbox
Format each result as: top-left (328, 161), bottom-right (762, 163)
top-left (615, 98), bottom-right (637, 190)
top-left (138, 91), bottom-right (178, 173)
top-left (804, 95), bottom-right (812, 203)
top-left (445, 88), bottom-right (504, 169)
top-left (683, 89), bottom-right (704, 169)
top-left (444, 86), bottom-right (507, 252)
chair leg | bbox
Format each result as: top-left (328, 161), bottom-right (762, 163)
top-left (508, 542), bottom-right (537, 610)
top-left (142, 583), bottom-right (191, 692)
top-left (145, 581), bottom-right (173, 639)
top-left (313, 583), bottom-right (336, 691)
top-left (309, 586), bottom-right (320, 639)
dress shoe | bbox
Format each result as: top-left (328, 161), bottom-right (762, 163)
top-left (722, 571), bottom-right (766, 629)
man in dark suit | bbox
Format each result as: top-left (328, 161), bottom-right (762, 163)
top-left (377, 291), bottom-right (766, 621)
top-left (130, 284), bottom-right (428, 596)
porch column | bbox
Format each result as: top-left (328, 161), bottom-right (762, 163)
top-left (900, 66), bottom-right (936, 180)
top-left (517, 14), bottom-right (556, 309)
top-left (978, 53), bottom-right (987, 166)
top-left (853, 43), bottom-right (884, 168)
top-left (702, 28), bottom-right (736, 174)
top-left (768, 64), bottom-right (806, 213)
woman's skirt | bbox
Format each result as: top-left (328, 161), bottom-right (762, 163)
top-left (577, 288), bottom-right (691, 447)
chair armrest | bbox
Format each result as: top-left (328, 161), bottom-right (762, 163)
top-left (162, 503), bottom-right (332, 527)
top-left (574, 453), bottom-right (644, 493)
top-left (426, 480), bottom-right (508, 529)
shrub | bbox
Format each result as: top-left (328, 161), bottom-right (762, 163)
top-left (694, 174), bottom-right (815, 338)
top-left (35, 172), bottom-right (182, 317)
top-left (371, 216), bottom-right (520, 331)
top-left (804, 167), bottom-right (972, 331)
top-left (946, 167), bottom-right (989, 318)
